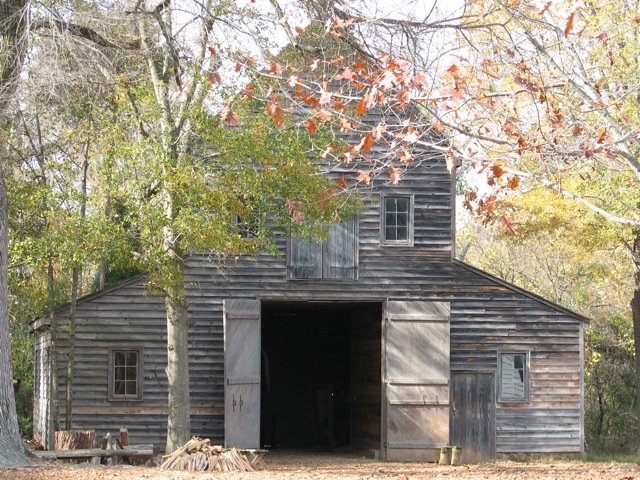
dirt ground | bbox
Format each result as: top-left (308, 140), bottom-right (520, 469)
top-left (1, 450), bottom-right (640, 480)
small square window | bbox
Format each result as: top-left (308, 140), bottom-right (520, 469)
top-left (382, 196), bottom-right (413, 245)
top-left (109, 348), bottom-right (143, 401)
top-left (498, 351), bottom-right (529, 403)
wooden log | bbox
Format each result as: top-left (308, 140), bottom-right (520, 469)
top-left (100, 432), bottom-right (111, 450)
top-left (451, 446), bottom-right (463, 465)
top-left (54, 430), bottom-right (97, 450)
top-left (438, 446), bottom-right (451, 465)
top-left (32, 445), bottom-right (153, 460)
top-left (119, 427), bottom-right (129, 447)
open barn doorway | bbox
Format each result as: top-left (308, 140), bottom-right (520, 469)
top-left (260, 301), bottom-right (382, 453)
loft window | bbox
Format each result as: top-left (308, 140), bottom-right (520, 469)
top-left (382, 195), bottom-right (413, 245)
top-left (498, 351), bottom-right (529, 403)
top-left (108, 348), bottom-right (143, 401)
top-left (236, 214), bottom-right (258, 239)
top-left (288, 218), bottom-right (357, 279)
top-left (234, 200), bottom-right (263, 240)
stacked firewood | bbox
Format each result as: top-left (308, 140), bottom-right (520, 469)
top-left (160, 438), bottom-right (260, 472)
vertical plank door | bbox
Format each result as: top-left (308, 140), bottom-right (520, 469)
top-left (451, 373), bottom-right (495, 463)
top-left (224, 298), bottom-right (261, 448)
top-left (384, 300), bottom-right (450, 461)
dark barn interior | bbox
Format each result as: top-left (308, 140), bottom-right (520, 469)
top-left (260, 302), bottom-right (382, 452)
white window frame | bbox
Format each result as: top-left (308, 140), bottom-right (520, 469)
top-left (497, 351), bottom-right (530, 403)
top-left (381, 195), bottom-right (414, 246)
top-left (108, 347), bottom-right (143, 401)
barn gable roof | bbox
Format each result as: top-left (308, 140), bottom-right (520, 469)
top-left (453, 258), bottom-right (590, 323)
top-left (29, 274), bottom-right (148, 331)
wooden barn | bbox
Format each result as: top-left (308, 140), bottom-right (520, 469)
top-left (30, 135), bottom-right (587, 463)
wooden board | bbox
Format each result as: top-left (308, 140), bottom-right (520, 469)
top-left (384, 300), bottom-right (450, 461)
top-left (451, 373), bottom-right (495, 463)
top-left (224, 298), bottom-right (261, 449)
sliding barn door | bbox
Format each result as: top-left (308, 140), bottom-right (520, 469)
top-left (383, 300), bottom-right (450, 461)
top-left (224, 298), bottom-right (261, 448)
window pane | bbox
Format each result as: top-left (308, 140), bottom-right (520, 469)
top-left (126, 352), bottom-right (138, 367)
top-left (127, 381), bottom-right (137, 396)
top-left (114, 380), bottom-right (125, 395)
top-left (125, 366), bottom-right (137, 381)
top-left (112, 350), bottom-right (140, 398)
top-left (384, 197), bottom-right (411, 243)
top-left (114, 352), bottom-right (125, 367)
top-left (501, 353), bottom-right (526, 401)
top-left (386, 226), bottom-right (396, 240)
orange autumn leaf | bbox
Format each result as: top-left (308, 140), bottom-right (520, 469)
top-left (389, 167), bottom-right (401, 184)
top-left (355, 96), bottom-right (368, 115)
top-left (491, 164), bottom-right (507, 178)
top-left (507, 175), bottom-right (520, 190)
top-left (432, 122), bottom-right (446, 133)
top-left (354, 134), bottom-right (373, 153)
top-left (220, 106), bottom-right (239, 127)
top-left (317, 109), bottom-right (332, 122)
top-left (565, 10), bottom-right (575, 37)
top-left (305, 118), bottom-right (317, 135)
top-left (596, 127), bottom-right (607, 144)
top-left (267, 61), bottom-right (284, 74)
top-left (539, 1), bottom-right (552, 15)
top-left (356, 170), bottom-right (372, 185)
top-left (336, 177), bottom-right (348, 188)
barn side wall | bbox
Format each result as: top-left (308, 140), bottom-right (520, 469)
top-left (41, 278), bottom-right (223, 448)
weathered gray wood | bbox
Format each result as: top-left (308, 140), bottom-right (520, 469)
top-left (451, 373), bottom-right (495, 464)
top-left (33, 444), bottom-right (153, 460)
top-left (224, 298), bottom-right (261, 449)
top-left (289, 235), bottom-right (322, 278)
top-left (323, 219), bottom-right (357, 279)
top-left (384, 300), bottom-right (450, 461)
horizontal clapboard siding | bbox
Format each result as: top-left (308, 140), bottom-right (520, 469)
top-left (32, 152), bottom-right (584, 456)
top-left (43, 276), bottom-right (224, 448)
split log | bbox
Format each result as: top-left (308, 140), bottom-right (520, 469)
top-left (119, 427), bottom-right (129, 447)
top-left (54, 430), bottom-right (96, 450)
top-left (160, 437), bottom-right (266, 472)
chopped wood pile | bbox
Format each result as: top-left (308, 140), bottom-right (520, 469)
top-left (160, 438), bottom-right (265, 472)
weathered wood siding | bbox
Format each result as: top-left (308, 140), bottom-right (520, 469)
top-left (35, 276), bottom-right (224, 448)
top-left (32, 150), bottom-right (584, 457)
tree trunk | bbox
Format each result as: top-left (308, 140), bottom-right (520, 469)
top-left (164, 287), bottom-right (191, 453)
top-left (65, 267), bottom-right (79, 430)
top-left (65, 150), bottom-right (88, 429)
top-left (631, 230), bottom-right (640, 454)
top-left (0, 167), bottom-right (31, 467)
top-left (48, 262), bottom-right (59, 432)
top-left (163, 188), bottom-right (190, 453)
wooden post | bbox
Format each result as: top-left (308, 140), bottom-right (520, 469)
top-left (119, 427), bottom-right (129, 447)
top-left (119, 427), bottom-right (130, 465)
top-left (451, 446), bottom-right (463, 465)
top-left (100, 432), bottom-right (112, 465)
top-left (438, 446), bottom-right (452, 465)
